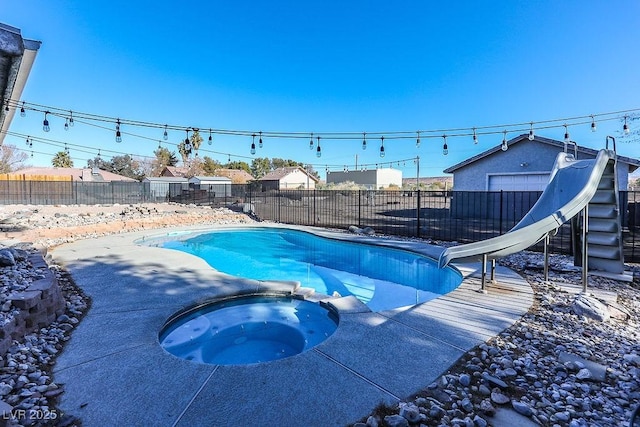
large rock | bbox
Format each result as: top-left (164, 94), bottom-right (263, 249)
top-left (571, 294), bottom-right (610, 322)
top-left (0, 249), bottom-right (15, 267)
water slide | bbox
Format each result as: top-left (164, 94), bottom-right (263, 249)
top-left (438, 148), bottom-right (617, 268)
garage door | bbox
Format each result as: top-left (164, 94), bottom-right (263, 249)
top-left (488, 173), bottom-right (550, 191)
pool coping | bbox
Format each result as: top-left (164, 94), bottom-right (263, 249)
top-left (50, 223), bottom-right (534, 426)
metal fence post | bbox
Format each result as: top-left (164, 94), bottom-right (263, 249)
top-left (416, 189), bottom-right (421, 238)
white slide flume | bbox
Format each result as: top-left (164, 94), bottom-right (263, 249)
top-left (438, 149), bottom-right (617, 268)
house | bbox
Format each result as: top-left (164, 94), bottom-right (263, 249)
top-left (258, 167), bottom-right (319, 190)
top-left (444, 134), bottom-right (640, 191)
top-left (443, 134), bottom-right (640, 219)
top-left (10, 167), bottom-right (138, 182)
top-left (143, 177), bottom-right (189, 200)
top-left (161, 166), bottom-right (189, 178)
top-left (327, 168), bottom-right (402, 190)
top-left (0, 23), bottom-right (41, 146)
top-left (212, 168), bottom-right (254, 184)
top-left (188, 176), bottom-right (232, 197)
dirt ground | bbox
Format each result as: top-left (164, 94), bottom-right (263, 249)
top-left (0, 203), bottom-right (254, 247)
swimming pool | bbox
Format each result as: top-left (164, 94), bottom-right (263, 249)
top-left (158, 228), bottom-right (462, 311)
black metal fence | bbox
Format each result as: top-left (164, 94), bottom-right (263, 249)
top-left (1, 180), bottom-right (639, 262)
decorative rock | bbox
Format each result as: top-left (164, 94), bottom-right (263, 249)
top-left (0, 249), bottom-right (15, 267)
top-left (398, 403), bottom-right (420, 423)
top-left (482, 373), bottom-right (507, 389)
top-left (383, 414), bottom-right (408, 427)
top-left (459, 373), bottom-right (471, 387)
top-left (512, 400), bottom-right (534, 417)
top-left (571, 294), bottom-right (610, 322)
top-left (490, 391), bottom-right (510, 405)
top-left (576, 368), bottom-right (592, 380)
top-left (473, 414), bottom-right (488, 427)
top-left (479, 399), bottom-right (496, 416)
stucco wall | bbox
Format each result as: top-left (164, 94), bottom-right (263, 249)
top-left (280, 170), bottom-right (315, 189)
top-left (451, 142), bottom-right (630, 191)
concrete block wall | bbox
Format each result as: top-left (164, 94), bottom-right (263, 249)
top-left (0, 254), bottom-right (65, 355)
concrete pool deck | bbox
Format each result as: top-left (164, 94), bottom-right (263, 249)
top-left (50, 224), bottom-right (534, 426)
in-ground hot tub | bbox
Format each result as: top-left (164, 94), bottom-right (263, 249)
top-left (159, 296), bottom-right (339, 365)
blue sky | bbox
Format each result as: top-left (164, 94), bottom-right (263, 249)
top-left (3, 1), bottom-right (640, 178)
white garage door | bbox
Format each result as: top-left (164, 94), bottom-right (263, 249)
top-left (488, 173), bottom-right (550, 191)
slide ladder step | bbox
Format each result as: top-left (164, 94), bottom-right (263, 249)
top-left (588, 218), bottom-right (619, 233)
top-left (587, 231), bottom-right (619, 246)
top-left (588, 205), bottom-right (618, 219)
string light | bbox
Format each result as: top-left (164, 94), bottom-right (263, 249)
top-left (501, 130), bottom-right (508, 151)
top-left (163, 125), bottom-right (168, 140)
top-left (591, 115), bottom-right (597, 132)
top-left (258, 131), bottom-right (263, 148)
top-left (564, 124), bottom-right (570, 143)
top-left (528, 123), bottom-right (534, 141)
top-left (379, 136), bottom-right (385, 158)
top-left (362, 132), bottom-right (367, 150)
top-left (316, 136), bottom-right (321, 158)
top-left (416, 131), bottom-right (421, 148)
top-left (115, 119), bottom-right (122, 143)
top-left (42, 112), bottom-right (50, 132)
top-left (20, 102), bottom-right (25, 117)
top-left (184, 129), bottom-right (192, 152)
top-left (251, 134), bottom-right (256, 155)
top-left (473, 128), bottom-right (478, 144)
top-left (64, 118), bottom-right (69, 131)
top-left (623, 116), bottom-right (630, 135)
top-left (309, 133), bottom-right (314, 150)
top-left (208, 129), bottom-right (213, 145)
top-left (68, 111), bottom-right (74, 127)
top-left (442, 135), bottom-right (448, 155)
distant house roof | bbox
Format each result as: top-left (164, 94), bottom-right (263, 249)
top-left (12, 167), bottom-right (138, 182)
top-left (189, 176), bottom-right (232, 182)
top-left (143, 177), bottom-right (188, 183)
top-left (443, 134), bottom-right (640, 174)
top-left (161, 166), bottom-right (189, 177)
top-left (213, 168), bottom-right (254, 184)
top-left (258, 167), bottom-right (320, 182)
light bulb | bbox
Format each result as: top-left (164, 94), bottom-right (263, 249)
top-left (68, 112), bottom-right (74, 127)
top-left (362, 133), bottom-right (367, 150)
top-left (250, 142), bottom-right (256, 155)
top-left (115, 120), bottom-right (122, 142)
top-left (309, 134), bottom-right (314, 150)
top-left (502, 131), bottom-right (508, 151)
top-left (442, 136), bottom-right (448, 155)
top-left (473, 128), bottom-right (478, 144)
top-left (259, 132), bottom-right (263, 148)
top-left (591, 116), bottom-right (597, 132)
top-left (316, 137), bottom-right (321, 158)
top-left (528, 123), bottom-right (534, 141)
top-left (379, 136), bottom-right (385, 158)
top-left (564, 125), bottom-right (570, 143)
top-left (64, 118), bottom-right (69, 131)
top-left (623, 116), bottom-right (630, 135)
top-left (20, 104), bottom-right (25, 117)
top-left (43, 112), bottom-right (50, 132)
top-left (163, 125), bottom-right (168, 141)
top-left (208, 130), bottom-right (213, 145)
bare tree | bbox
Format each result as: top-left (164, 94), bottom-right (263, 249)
top-left (0, 144), bottom-right (30, 173)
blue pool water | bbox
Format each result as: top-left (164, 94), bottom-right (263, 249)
top-left (159, 296), bottom-right (338, 365)
top-left (159, 228), bottom-right (462, 311)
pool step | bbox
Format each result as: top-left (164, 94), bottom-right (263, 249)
top-left (294, 287), bottom-right (317, 299)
